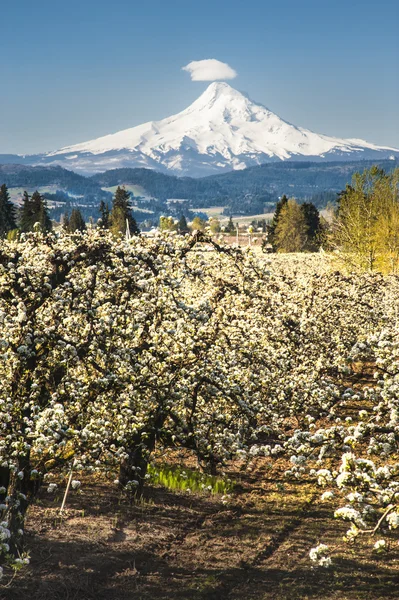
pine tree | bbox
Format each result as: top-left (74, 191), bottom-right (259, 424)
top-left (0, 184), bottom-right (17, 237)
top-left (268, 194), bottom-right (289, 250)
top-left (301, 202), bottom-right (321, 250)
top-left (109, 187), bottom-right (139, 236)
top-left (20, 191), bottom-right (52, 233)
top-left (62, 212), bottom-right (70, 231)
top-left (274, 199), bottom-right (308, 252)
top-left (67, 208), bottom-right (86, 232)
top-left (225, 216), bottom-right (236, 233)
top-left (177, 215), bottom-right (189, 233)
top-left (30, 191), bottom-right (52, 232)
top-left (99, 200), bottom-right (110, 228)
top-left (19, 191), bottom-right (34, 233)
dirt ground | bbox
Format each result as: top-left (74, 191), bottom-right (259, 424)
top-left (1, 458), bottom-right (398, 600)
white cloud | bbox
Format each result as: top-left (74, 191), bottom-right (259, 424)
top-left (182, 59), bottom-right (237, 82)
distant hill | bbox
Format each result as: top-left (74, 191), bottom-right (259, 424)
top-left (205, 158), bottom-right (399, 211)
top-left (1, 158), bottom-right (398, 222)
top-left (91, 158), bottom-right (399, 212)
top-left (0, 164), bottom-right (107, 198)
top-left (91, 168), bottom-right (228, 202)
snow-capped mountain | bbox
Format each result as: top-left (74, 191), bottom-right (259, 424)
top-left (8, 83), bottom-right (399, 176)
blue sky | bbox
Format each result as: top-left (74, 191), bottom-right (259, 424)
top-left (1, 0), bottom-right (398, 153)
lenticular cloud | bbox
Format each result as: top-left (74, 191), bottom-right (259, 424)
top-left (182, 59), bottom-right (237, 81)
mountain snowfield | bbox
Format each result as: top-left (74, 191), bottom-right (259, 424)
top-left (12, 83), bottom-right (399, 176)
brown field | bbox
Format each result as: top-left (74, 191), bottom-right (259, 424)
top-left (2, 455), bottom-right (398, 600)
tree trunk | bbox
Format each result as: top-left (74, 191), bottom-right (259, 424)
top-left (7, 454), bottom-right (35, 557)
top-left (0, 467), bottom-right (10, 505)
top-left (119, 436), bottom-right (155, 498)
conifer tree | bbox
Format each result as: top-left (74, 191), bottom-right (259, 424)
top-left (31, 191), bottom-right (52, 232)
top-left (301, 202), bottom-right (321, 250)
top-left (109, 187), bottom-right (139, 236)
top-left (62, 212), bottom-right (70, 231)
top-left (19, 191), bottom-right (34, 233)
top-left (177, 215), bottom-right (189, 233)
top-left (0, 184), bottom-right (17, 237)
top-left (225, 216), bottom-right (236, 233)
top-left (19, 191), bottom-right (52, 233)
top-left (268, 194), bottom-right (288, 250)
top-left (274, 198), bottom-right (308, 252)
top-left (99, 200), bottom-right (110, 228)
top-left (67, 208), bottom-right (86, 232)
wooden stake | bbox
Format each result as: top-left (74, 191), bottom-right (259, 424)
top-left (60, 470), bottom-right (73, 514)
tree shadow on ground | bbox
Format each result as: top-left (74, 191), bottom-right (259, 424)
top-left (3, 534), bottom-right (399, 600)
top-left (2, 479), bottom-right (398, 600)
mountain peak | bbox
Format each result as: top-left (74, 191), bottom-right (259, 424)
top-left (192, 81), bottom-right (249, 108)
top-left (205, 81), bottom-right (238, 94)
top-left (42, 83), bottom-right (399, 176)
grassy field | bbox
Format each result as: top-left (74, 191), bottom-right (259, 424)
top-left (191, 207), bottom-right (275, 226)
top-left (8, 186), bottom-right (62, 204)
top-left (103, 184), bottom-right (152, 198)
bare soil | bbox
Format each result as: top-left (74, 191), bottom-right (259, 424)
top-left (2, 458), bottom-right (398, 600)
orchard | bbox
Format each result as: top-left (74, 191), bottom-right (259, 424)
top-left (0, 229), bottom-right (398, 595)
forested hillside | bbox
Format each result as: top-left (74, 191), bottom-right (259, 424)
top-left (1, 159), bottom-right (398, 223)
top-left (0, 164), bottom-right (108, 198)
top-left (91, 159), bottom-right (398, 211)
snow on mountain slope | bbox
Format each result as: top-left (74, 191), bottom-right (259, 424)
top-left (43, 82), bottom-right (399, 176)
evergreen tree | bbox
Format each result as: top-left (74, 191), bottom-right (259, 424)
top-left (0, 184), bottom-right (17, 237)
top-left (268, 194), bottom-right (288, 250)
top-left (274, 199), bottom-right (308, 252)
top-left (30, 191), bottom-right (52, 232)
top-left (301, 202), bottom-right (321, 250)
top-left (177, 215), bottom-right (189, 233)
top-left (62, 212), bottom-right (70, 231)
top-left (19, 191), bottom-right (34, 233)
top-left (225, 216), bottom-right (236, 233)
top-left (99, 200), bottom-right (110, 228)
top-left (67, 208), bottom-right (86, 232)
top-left (110, 187), bottom-right (139, 236)
top-left (23, 191), bottom-right (52, 232)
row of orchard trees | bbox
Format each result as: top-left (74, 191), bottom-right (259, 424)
top-left (0, 228), bottom-right (398, 575)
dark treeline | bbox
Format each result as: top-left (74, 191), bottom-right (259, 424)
top-left (0, 186), bottom-right (52, 238)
